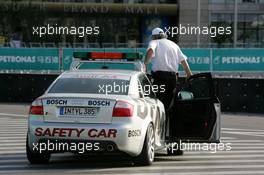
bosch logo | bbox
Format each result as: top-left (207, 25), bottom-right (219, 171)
top-left (46, 99), bottom-right (67, 105)
top-left (88, 100), bottom-right (110, 106)
top-left (128, 130), bottom-right (141, 137)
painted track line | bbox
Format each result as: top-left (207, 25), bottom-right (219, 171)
top-left (0, 113), bottom-right (27, 117)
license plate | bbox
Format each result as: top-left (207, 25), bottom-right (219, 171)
top-left (59, 107), bottom-right (97, 117)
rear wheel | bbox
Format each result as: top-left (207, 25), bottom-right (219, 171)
top-left (134, 123), bottom-right (155, 166)
top-left (26, 135), bottom-right (50, 164)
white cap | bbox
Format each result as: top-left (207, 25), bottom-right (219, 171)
top-left (152, 28), bottom-right (164, 36)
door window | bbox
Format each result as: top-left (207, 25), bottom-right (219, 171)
top-left (180, 75), bottom-right (213, 100)
top-left (138, 74), bottom-right (156, 98)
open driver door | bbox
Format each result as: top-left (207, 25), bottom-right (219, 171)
top-left (168, 73), bottom-right (221, 143)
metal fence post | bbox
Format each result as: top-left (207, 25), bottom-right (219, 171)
top-left (59, 48), bottom-right (63, 72)
top-left (210, 48), bottom-right (213, 72)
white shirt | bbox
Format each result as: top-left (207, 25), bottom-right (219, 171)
top-left (147, 38), bottom-right (187, 72)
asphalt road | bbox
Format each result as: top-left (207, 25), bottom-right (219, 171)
top-left (0, 104), bottom-right (264, 175)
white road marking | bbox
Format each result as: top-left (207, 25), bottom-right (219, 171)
top-left (1, 163), bottom-right (264, 170)
top-left (60, 171), bottom-right (264, 175)
top-left (0, 136), bottom-right (27, 139)
top-left (0, 133), bottom-right (27, 136)
top-left (226, 143), bottom-right (264, 146)
top-left (223, 128), bottom-right (264, 132)
top-left (180, 154), bottom-right (264, 158)
top-left (186, 150), bottom-right (264, 154)
top-left (0, 146), bottom-right (25, 150)
top-left (0, 113), bottom-right (27, 117)
top-left (229, 146), bottom-right (264, 150)
top-left (0, 150), bottom-right (25, 154)
top-left (155, 159), bottom-right (264, 164)
top-left (221, 140), bottom-right (264, 143)
top-left (0, 140), bottom-right (26, 143)
top-left (223, 131), bottom-right (264, 137)
top-left (220, 137), bottom-right (236, 140)
top-left (0, 143), bottom-right (25, 146)
top-left (19, 164), bottom-right (264, 172)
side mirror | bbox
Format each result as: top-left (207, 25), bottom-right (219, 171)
top-left (178, 91), bottom-right (194, 100)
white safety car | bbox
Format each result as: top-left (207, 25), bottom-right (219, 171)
top-left (26, 52), bottom-right (221, 166)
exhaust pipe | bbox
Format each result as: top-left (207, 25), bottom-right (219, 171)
top-left (106, 144), bottom-right (114, 152)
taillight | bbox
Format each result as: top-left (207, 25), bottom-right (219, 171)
top-left (29, 99), bottom-right (44, 115)
top-left (112, 101), bottom-right (134, 117)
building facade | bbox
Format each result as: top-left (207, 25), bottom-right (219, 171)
top-left (179, 0), bottom-right (264, 48)
top-left (0, 0), bottom-right (263, 48)
top-left (0, 0), bottom-right (177, 48)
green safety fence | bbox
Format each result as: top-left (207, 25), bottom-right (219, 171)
top-left (212, 49), bottom-right (264, 72)
top-left (0, 48), bottom-right (264, 72)
top-left (0, 48), bottom-right (60, 71)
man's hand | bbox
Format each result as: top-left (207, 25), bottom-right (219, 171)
top-left (143, 64), bottom-right (147, 72)
top-left (186, 72), bottom-right (192, 79)
top-left (181, 59), bottom-right (192, 79)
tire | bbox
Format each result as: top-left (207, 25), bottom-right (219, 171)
top-left (134, 123), bottom-right (155, 166)
top-left (26, 135), bottom-right (51, 164)
top-left (166, 141), bottom-right (184, 156)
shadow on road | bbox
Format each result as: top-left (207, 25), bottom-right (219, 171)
top-left (0, 152), bottom-right (187, 172)
top-left (1, 153), bottom-right (138, 171)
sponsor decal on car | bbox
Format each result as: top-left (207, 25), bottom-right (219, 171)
top-left (88, 129), bottom-right (117, 138)
top-left (35, 128), bottom-right (84, 137)
top-left (46, 99), bottom-right (67, 105)
top-left (34, 128), bottom-right (117, 138)
top-left (88, 100), bottom-right (111, 106)
top-left (128, 129), bottom-right (141, 137)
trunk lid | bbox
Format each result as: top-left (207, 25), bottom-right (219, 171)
top-left (42, 95), bottom-right (116, 124)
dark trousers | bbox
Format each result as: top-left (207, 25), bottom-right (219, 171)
top-left (152, 71), bottom-right (178, 139)
top-left (151, 71), bottom-right (178, 111)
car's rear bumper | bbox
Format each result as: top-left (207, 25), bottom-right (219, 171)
top-left (27, 116), bottom-right (147, 157)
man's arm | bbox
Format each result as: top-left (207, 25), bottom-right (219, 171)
top-left (144, 49), bottom-right (153, 65)
top-left (181, 59), bottom-right (192, 78)
top-left (143, 49), bottom-right (154, 71)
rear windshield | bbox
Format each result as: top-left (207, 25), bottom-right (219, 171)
top-left (48, 78), bottom-right (130, 95)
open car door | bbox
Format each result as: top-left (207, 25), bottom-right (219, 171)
top-left (168, 73), bottom-right (221, 143)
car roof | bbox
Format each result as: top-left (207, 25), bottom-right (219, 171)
top-left (61, 69), bottom-right (141, 80)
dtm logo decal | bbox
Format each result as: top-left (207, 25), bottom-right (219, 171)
top-left (35, 128), bottom-right (117, 138)
top-left (88, 100), bottom-right (110, 106)
top-left (46, 99), bottom-right (67, 105)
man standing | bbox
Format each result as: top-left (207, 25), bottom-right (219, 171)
top-left (144, 27), bottom-right (192, 111)
top-left (144, 27), bottom-right (192, 155)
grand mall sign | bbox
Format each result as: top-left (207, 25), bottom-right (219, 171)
top-left (0, 1), bottom-right (178, 16)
